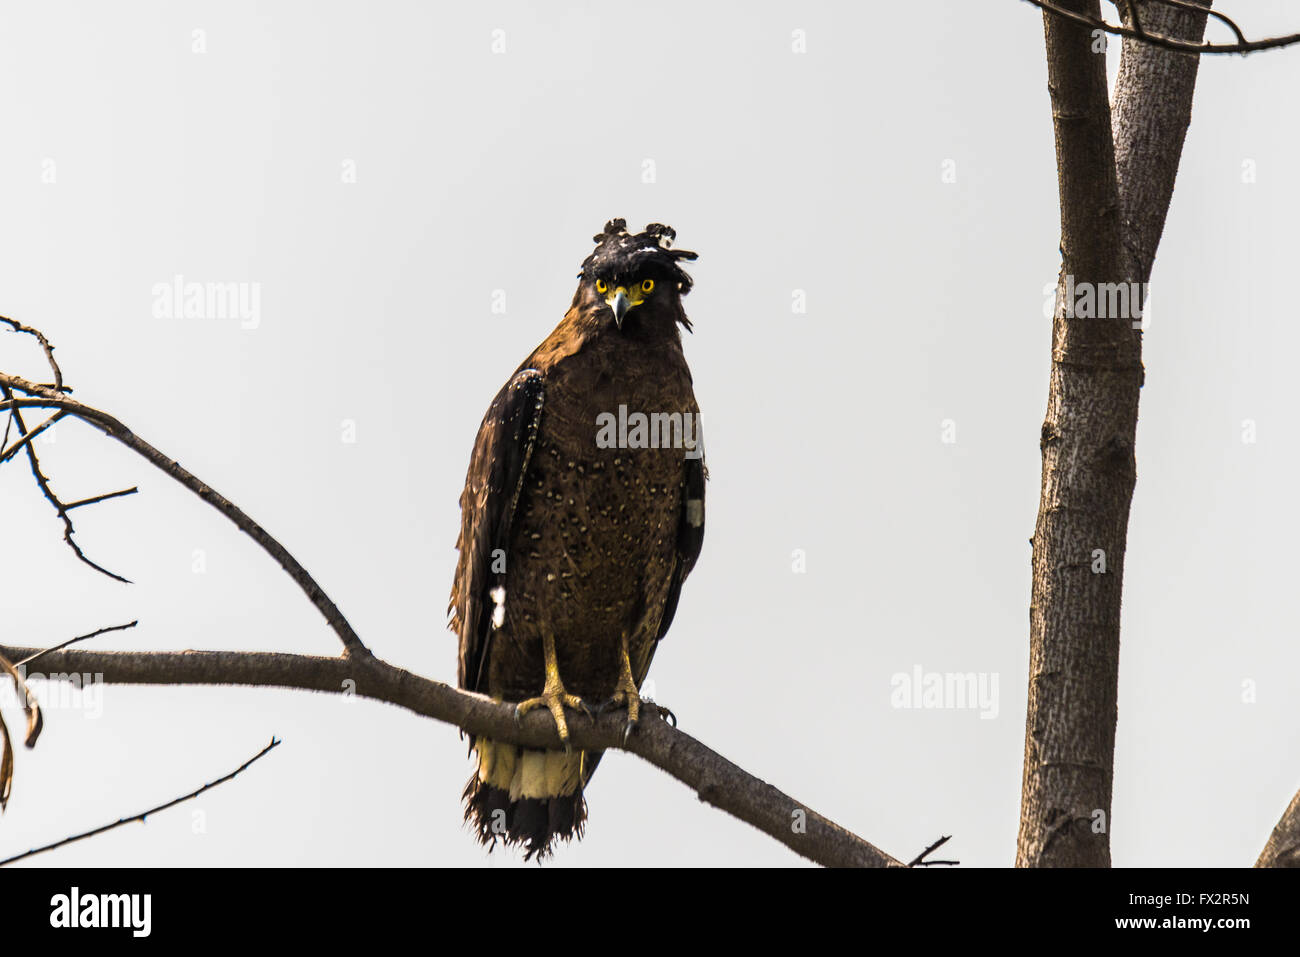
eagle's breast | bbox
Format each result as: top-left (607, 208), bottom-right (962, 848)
top-left (489, 334), bottom-right (697, 702)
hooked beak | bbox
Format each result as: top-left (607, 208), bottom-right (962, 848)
top-left (610, 288), bottom-right (630, 328)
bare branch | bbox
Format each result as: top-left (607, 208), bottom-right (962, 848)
top-left (1, 315), bottom-right (64, 391)
top-left (15, 620), bottom-right (139, 669)
top-left (0, 385), bottom-right (132, 583)
top-left (0, 738), bottom-right (280, 865)
top-left (1156, 0), bottom-right (1245, 45)
top-left (1257, 788), bottom-right (1300, 868)
top-left (0, 643), bottom-right (905, 868)
top-left (1024, 0), bottom-right (1300, 54)
top-left (62, 487), bottom-right (139, 511)
top-left (0, 378), bottom-right (370, 660)
top-left (0, 409), bottom-right (67, 463)
top-left (907, 834), bottom-right (960, 867)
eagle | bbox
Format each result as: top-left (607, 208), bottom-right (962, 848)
top-left (448, 219), bottom-right (706, 859)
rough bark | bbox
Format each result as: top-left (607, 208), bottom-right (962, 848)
top-left (1257, 789), bottom-right (1300, 868)
top-left (1112, 2), bottom-right (1211, 286)
top-left (1017, 0), bottom-right (1208, 868)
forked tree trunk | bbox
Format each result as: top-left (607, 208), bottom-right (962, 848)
top-left (1017, 0), bottom-right (1210, 868)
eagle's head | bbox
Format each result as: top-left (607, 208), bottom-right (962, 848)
top-left (578, 218), bottom-right (698, 332)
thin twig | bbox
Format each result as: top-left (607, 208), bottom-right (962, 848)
top-left (1, 316), bottom-right (64, 391)
top-left (0, 409), bottom-right (66, 463)
top-left (0, 738), bottom-right (280, 865)
top-left (907, 834), bottom-right (960, 867)
top-left (0, 382), bottom-right (370, 658)
top-left (16, 620), bottom-right (139, 669)
top-left (1025, 0), bottom-right (1300, 54)
top-left (1152, 0), bottom-right (1247, 45)
top-left (0, 384), bottom-right (131, 583)
top-left (62, 486), bottom-right (138, 511)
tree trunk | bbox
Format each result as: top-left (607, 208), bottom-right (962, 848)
top-left (1017, 0), bottom-right (1210, 868)
top-left (1257, 789), bottom-right (1300, 867)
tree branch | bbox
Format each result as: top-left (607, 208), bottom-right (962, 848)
top-left (0, 378), bottom-right (370, 660)
top-left (1, 316), bottom-right (64, 391)
top-left (0, 409), bottom-right (67, 463)
top-left (1, 384), bottom-right (133, 583)
top-left (0, 642), bottom-right (904, 868)
top-left (0, 738), bottom-right (281, 865)
top-left (1257, 788), bottom-right (1300, 868)
top-left (15, 620), bottom-right (138, 669)
top-left (1024, 0), bottom-right (1300, 54)
top-left (907, 834), bottom-right (959, 867)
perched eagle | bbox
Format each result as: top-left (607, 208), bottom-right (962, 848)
top-left (448, 219), bottom-right (706, 859)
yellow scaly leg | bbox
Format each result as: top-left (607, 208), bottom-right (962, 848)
top-left (602, 631), bottom-right (675, 744)
top-left (514, 629), bottom-right (591, 750)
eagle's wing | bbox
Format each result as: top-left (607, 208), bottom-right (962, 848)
top-left (450, 368), bottom-right (545, 693)
top-left (652, 454), bottom-right (706, 644)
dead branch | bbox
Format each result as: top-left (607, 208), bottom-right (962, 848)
top-left (0, 373), bottom-right (370, 660)
top-left (0, 383), bottom-right (133, 583)
top-left (15, 620), bottom-right (138, 669)
top-left (1024, 0), bottom-right (1300, 54)
top-left (0, 738), bottom-right (280, 865)
top-left (0, 641), bottom-right (903, 868)
top-left (907, 834), bottom-right (960, 867)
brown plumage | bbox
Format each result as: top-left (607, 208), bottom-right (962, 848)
top-left (448, 219), bottom-right (706, 859)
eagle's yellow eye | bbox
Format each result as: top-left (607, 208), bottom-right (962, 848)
top-left (595, 279), bottom-right (608, 294)
top-left (641, 279), bottom-right (655, 294)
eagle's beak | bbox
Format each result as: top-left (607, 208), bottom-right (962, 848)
top-left (610, 288), bottom-right (631, 327)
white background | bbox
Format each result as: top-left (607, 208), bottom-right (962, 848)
top-left (1, 0), bottom-right (1297, 867)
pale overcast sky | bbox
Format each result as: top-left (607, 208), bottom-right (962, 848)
top-left (1, 0), bottom-right (1297, 867)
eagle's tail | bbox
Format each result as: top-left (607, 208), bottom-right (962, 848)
top-left (462, 738), bottom-right (590, 860)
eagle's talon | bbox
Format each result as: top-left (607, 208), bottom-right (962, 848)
top-left (516, 689), bottom-right (591, 747)
top-left (512, 629), bottom-right (593, 748)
